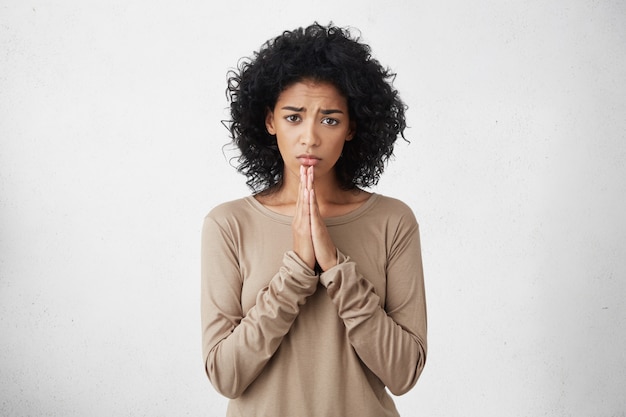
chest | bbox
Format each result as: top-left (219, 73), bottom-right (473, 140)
top-left (237, 221), bottom-right (389, 314)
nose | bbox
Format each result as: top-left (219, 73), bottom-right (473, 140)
top-left (300, 119), bottom-right (320, 148)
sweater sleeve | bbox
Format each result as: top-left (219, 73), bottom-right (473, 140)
top-left (201, 215), bottom-right (319, 399)
top-left (319, 212), bottom-right (427, 396)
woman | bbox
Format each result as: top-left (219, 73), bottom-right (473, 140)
top-left (201, 23), bottom-right (427, 417)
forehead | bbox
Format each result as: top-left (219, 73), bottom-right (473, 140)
top-left (275, 80), bottom-right (347, 108)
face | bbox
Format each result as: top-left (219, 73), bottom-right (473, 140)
top-left (265, 80), bottom-right (355, 183)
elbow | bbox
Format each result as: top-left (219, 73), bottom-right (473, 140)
top-left (210, 380), bottom-right (245, 400)
top-left (214, 386), bottom-right (245, 400)
top-left (205, 355), bottom-right (247, 399)
top-left (387, 341), bottom-right (427, 396)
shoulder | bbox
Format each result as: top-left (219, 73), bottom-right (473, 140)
top-left (365, 195), bottom-right (421, 244)
top-left (371, 195), bottom-right (422, 252)
top-left (203, 197), bottom-right (258, 229)
top-left (202, 198), bottom-right (260, 249)
top-left (206, 197), bottom-right (249, 218)
top-left (371, 194), bottom-right (419, 224)
top-left (374, 194), bottom-right (414, 212)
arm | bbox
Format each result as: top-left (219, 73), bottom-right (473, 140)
top-left (200, 215), bottom-right (318, 399)
top-left (319, 213), bottom-right (427, 395)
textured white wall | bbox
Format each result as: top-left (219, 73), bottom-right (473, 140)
top-left (1, 1), bottom-right (625, 416)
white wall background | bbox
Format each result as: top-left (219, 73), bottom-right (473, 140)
top-left (1, 1), bottom-right (625, 416)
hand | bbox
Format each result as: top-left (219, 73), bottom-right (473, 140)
top-left (292, 166), bottom-right (338, 272)
top-left (292, 166), bottom-right (316, 270)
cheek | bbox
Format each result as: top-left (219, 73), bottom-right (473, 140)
top-left (275, 138), bottom-right (295, 166)
top-left (334, 136), bottom-right (348, 152)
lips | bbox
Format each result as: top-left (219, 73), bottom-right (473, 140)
top-left (297, 154), bottom-right (321, 166)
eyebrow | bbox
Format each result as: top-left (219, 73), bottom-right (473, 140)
top-left (280, 106), bottom-right (345, 115)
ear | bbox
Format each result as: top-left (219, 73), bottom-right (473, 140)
top-left (345, 121), bottom-right (356, 141)
top-left (265, 109), bottom-right (276, 135)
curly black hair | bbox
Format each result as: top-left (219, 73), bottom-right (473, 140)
top-left (225, 22), bottom-right (407, 192)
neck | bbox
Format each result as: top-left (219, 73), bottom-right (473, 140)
top-left (255, 168), bottom-right (368, 217)
top-left (282, 167), bottom-right (344, 204)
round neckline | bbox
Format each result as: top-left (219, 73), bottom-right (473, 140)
top-left (245, 193), bottom-right (380, 226)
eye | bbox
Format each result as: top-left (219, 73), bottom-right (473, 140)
top-left (285, 114), bottom-right (301, 123)
top-left (322, 117), bottom-right (339, 126)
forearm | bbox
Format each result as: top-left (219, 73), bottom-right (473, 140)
top-left (320, 251), bottom-right (427, 395)
top-left (203, 251), bottom-right (318, 398)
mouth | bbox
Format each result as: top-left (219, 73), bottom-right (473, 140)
top-left (297, 154), bottom-right (321, 166)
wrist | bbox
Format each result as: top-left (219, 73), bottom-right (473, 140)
top-left (319, 254), bottom-right (338, 272)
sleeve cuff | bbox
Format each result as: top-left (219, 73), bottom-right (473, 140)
top-left (319, 249), bottom-right (350, 288)
top-left (283, 251), bottom-right (317, 278)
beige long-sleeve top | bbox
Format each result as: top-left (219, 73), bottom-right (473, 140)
top-left (201, 193), bottom-right (427, 417)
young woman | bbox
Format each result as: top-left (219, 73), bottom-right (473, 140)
top-left (201, 23), bottom-right (427, 417)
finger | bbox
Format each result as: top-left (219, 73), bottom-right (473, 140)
top-left (310, 188), bottom-right (337, 271)
top-left (307, 166), bottom-right (314, 191)
top-left (293, 171), bottom-right (315, 270)
top-left (309, 188), bottom-right (319, 223)
top-left (300, 170), bottom-right (311, 225)
top-left (295, 166), bottom-right (304, 212)
top-left (309, 189), bottom-right (323, 239)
